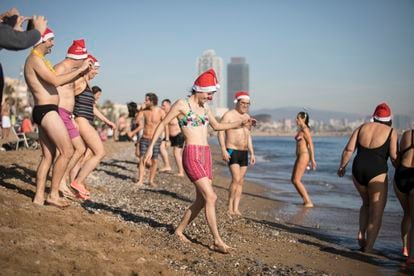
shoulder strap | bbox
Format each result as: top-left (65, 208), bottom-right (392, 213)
top-left (185, 98), bottom-right (192, 111)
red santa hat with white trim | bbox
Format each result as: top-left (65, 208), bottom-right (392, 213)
top-left (372, 102), bottom-right (392, 122)
top-left (34, 28), bottom-right (54, 46)
top-left (87, 54), bottom-right (100, 67)
top-left (234, 91), bottom-right (250, 104)
top-left (66, 39), bottom-right (88, 59)
top-left (192, 69), bottom-right (220, 93)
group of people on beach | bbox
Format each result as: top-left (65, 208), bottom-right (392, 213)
top-left (1, 7), bottom-right (414, 260)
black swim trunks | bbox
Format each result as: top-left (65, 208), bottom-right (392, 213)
top-left (170, 132), bottom-right (185, 148)
top-left (227, 148), bottom-right (248, 167)
top-left (32, 104), bottom-right (58, 125)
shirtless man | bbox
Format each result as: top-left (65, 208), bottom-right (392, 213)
top-left (160, 99), bottom-right (185, 176)
top-left (129, 93), bottom-right (166, 187)
top-left (218, 91), bottom-right (256, 216)
top-left (54, 39), bottom-right (89, 198)
top-left (24, 28), bottom-right (91, 208)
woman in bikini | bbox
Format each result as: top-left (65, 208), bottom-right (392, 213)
top-left (291, 112), bottom-right (316, 207)
top-left (143, 69), bottom-right (250, 253)
top-left (393, 129), bottom-right (414, 262)
top-left (338, 102), bottom-right (398, 253)
top-left (70, 55), bottom-right (115, 199)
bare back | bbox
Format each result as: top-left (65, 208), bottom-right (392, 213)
top-left (400, 130), bottom-right (414, 168)
top-left (358, 122), bottom-right (394, 148)
top-left (141, 107), bottom-right (165, 139)
top-left (222, 109), bottom-right (250, 150)
top-left (24, 55), bottom-right (59, 105)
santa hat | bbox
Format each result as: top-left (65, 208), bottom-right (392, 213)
top-left (88, 54), bottom-right (100, 67)
top-left (34, 28), bottom-right (55, 46)
top-left (372, 102), bottom-right (392, 122)
top-left (192, 69), bottom-right (220, 93)
top-left (234, 91), bottom-right (250, 104)
top-left (66, 39), bottom-right (88, 59)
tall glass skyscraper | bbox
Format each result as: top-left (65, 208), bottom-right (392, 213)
top-left (196, 50), bottom-right (224, 110)
top-left (227, 57), bottom-right (249, 109)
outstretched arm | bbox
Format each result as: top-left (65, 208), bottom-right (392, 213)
top-left (93, 105), bottom-right (116, 129)
top-left (208, 108), bottom-right (250, 131)
top-left (337, 125), bottom-right (361, 177)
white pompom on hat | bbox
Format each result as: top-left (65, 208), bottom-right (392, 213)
top-left (192, 69), bottom-right (220, 93)
top-left (87, 54), bottom-right (100, 67)
top-left (234, 91), bottom-right (250, 104)
top-left (66, 39), bottom-right (88, 59)
top-left (34, 28), bottom-right (55, 46)
top-left (372, 102), bottom-right (392, 122)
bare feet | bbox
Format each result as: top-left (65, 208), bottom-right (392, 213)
top-left (175, 173), bottom-right (185, 177)
top-left (135, 181), bottom-right (144, 187)
top-left (213, 241), bottom-right (232, 254)
top-left (45, 196), bottom-right (70, 209)
top-left (159, 167), bottom-right (172, 173)
top-left (149, 182), bottom-right (158, 188)
top-left (227, 210), bottom-right (235, 218)
top-left (234, 210), bottom-right (242, 216)
top-left (303, 202), bottom-right (314, 208)
top-left (175, 231), bottom-right (191, 243)
top-left (33, 197), bottom-right (45, 206)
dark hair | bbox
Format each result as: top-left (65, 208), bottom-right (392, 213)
top-left (373, 118), bottom-right (392, 127)
top-left (127, 101), bottom-right (138, 118)
top-left (162, 99), bottom-right (171, 104)
top-left (297, 112), bottom-right (310, 128)
top-left (92, 86), bottom-right (102, 94)
top-left (145, 92), bottom-right (158, 105)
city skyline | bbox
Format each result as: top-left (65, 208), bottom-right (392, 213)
top-left (227, 57), bottom-right (249, 109)
top-left (0, 1), bottom-right (413, 117)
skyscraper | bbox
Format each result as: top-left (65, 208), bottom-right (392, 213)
top-left (227, 57), bottom-right (249, 109)
top-left (196, 50), bottom-right (224, 110)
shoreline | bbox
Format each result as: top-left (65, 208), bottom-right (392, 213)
top-left (0, 141), bottom-right (409, 275)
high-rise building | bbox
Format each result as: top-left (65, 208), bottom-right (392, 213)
top-left (196, 50), bottom-right (224, 111)
top-left (227, 57), bottom-right (249, 109)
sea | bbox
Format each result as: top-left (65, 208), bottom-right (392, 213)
top-left (213, 136), bottom-right (404, 264)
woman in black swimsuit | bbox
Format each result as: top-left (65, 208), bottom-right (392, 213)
top-left (338, 103), bottom-right (397, 253)
top-left (393, 129), bottom-right (414, 262)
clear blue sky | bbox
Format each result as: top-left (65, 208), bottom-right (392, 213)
top-left (1, 0), bottom-right (413, 116)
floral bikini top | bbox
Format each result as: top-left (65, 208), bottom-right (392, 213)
top-left (178, 99), bottom-right (209, 128)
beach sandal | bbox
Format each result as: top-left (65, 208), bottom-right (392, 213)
top-left (70, 180), bottom-right (90, 196)
top-left (403, 247), bottom-right (409, 257)
top-left (75, 192), bottom-right (91, 200)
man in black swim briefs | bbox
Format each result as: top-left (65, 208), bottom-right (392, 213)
top-left (218, 91), bottom-right (256, 217)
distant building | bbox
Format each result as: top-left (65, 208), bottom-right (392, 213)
top-left (227, 57), bottom-right (249, 109)
top-left (196, 50), bottom-right (224, 111)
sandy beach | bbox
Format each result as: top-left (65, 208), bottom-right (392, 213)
top-left (0, 140), bottom-right (410, 275)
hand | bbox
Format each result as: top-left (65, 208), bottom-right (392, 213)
top-left (14, 15), bottom-right (29, 31)
top-left (250, 154), bottom-right (256, 166)
top-left (80, 58), bottom-right (93, 72)
top-left (222, 151), bottom-right (230, 163)
top-left (164, 140), bottom-right (171, 148)
top-left (108, 121), bottom-right (116, 129)
top-left (337, 167), bottom-right (346, 177)
top-left (250, 118), bottom-right (257, 127)
top-left (32, 15), bottom-right (47, 35)
top-left (143, 148), bottom-right (153, 165)
top-left (311, 160), bottom-right (317, 170)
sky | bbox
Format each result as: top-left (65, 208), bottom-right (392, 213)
top-left (1, 0), bottom-right (413, 116)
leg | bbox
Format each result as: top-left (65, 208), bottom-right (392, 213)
top-left (159, 141), bottom-right (171, 172)
top-left (149, 159), bottom-right (159, 186)
top-left (41, 112), bottom-right (74, 207)
top-left (291, 154), bottom-right (313, 207)
top-left (175, 187), bottom-right (205, 242)
top-left (364, 174), bottom-right (388, 252)
top-left (353, 176), bottom-right (369, 249)
top-left (61, 136), bottom-right (86, 197)
top-left (173, 146), bottom-right (184, 176)
top-left (393, 181), bottom-right (410, 256)
top-left (233, 166), bottom-right (248, 216)
top-left (407, 192), bottom-right (414, 262)
top-left (227, 164), bottom-right (241, 215)
top-left (73, 118), bottom-right (105, 191)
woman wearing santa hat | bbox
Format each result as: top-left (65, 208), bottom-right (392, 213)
top-left (143, 69), bottom-right (251, 253)
top-left (337, 102), bottom-right (398, 253)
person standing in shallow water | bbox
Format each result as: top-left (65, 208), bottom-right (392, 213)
top-left (218, 91), bottom-right (256, 217)
top-left (338, 102), bottom-right (397, 253)
top-left (143, 69), bottom-right (251, 253)
top-left (291, 112), bottom-right (316, 207)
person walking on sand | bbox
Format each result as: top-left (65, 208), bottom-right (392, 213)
top-left (338, 102), bottom-right (397, 253)
top-left (143, 69), bottom-right (251, 253)
top-left (159, 98), bottom-right (185, 176)
top-left (291, 111), bottom-right (316, 207)
top-left (218, 91), bottom-right (256, 217)
top-left (71, 58), bottom-right (116, 199)
top-left (1, 97), bottom-right (12, 139)
top-left (54, 39), bottom-right (89, 199)
top-left (129, 93), bottom-right (166, 187)
top-left (24, 27), bottom-right (91, 208)
top-left (393, 129), bottom-right (414, 261)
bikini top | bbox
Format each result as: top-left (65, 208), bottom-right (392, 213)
top-left (400, 130), bottom-right (414, 157)
top-left (294, 133), bottom-right (303, 142)
top-left (178, 99), bottom-right (209, 128)
top-left (356, 126), bottom-right (393, 159)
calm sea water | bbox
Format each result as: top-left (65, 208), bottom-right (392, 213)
top-left (214, 136), bottom-right (403, 261)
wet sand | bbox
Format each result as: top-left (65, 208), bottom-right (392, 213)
top-left (0, 140), bottom-right (410, 275)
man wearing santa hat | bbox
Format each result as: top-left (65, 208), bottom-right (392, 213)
top-left (54, 39), bottom-right (92, 199)
top-left (24, 30), bottom-right (91, 208)
top-left (218, 91), bottom-right (256, 217)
